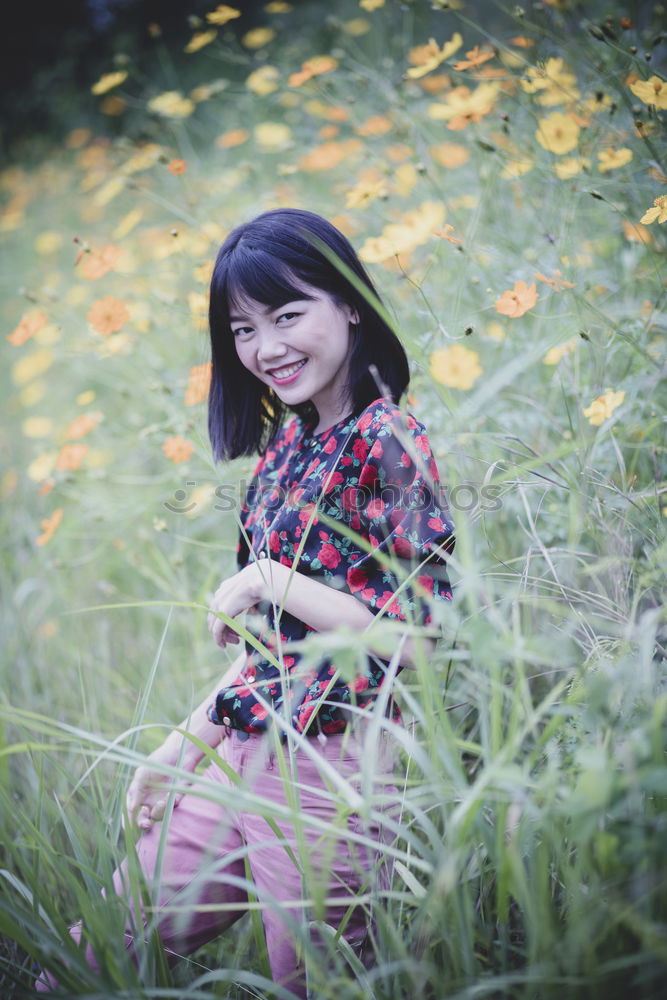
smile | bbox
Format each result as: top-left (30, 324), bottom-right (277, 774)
top-left (267, 359), bottom-right (308, 383)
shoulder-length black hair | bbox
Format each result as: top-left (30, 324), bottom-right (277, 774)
top-left (208, 208), bottom-right (409, 461)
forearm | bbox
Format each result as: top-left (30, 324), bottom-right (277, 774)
top-left (251, 560), bottom-right (434, 670)
top-left (162, 651), bottom-right (245, 769)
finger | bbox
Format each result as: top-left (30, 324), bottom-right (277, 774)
top-left (137, 805), bottom-right (152, 831)
top-left (150, 799), bottom-right (166, 822)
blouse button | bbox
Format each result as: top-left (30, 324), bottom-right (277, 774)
top-left (258, 552), bottom-right (267, 559)
top-left (222, 716), bottom-right (231, 726)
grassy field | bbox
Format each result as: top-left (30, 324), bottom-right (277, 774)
top-left (1, 0), bottom-right (666, 996)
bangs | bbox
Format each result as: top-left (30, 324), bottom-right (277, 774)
top-left (223, 248), bottom-right (316, 318)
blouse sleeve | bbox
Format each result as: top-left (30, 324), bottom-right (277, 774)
top-left (236, 457), bottom-right (264, 571)
top-left (345, 404), bottom-right (455, 627)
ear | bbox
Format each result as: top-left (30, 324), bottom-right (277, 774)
top-left (347, 305), bottom-right (360, 325)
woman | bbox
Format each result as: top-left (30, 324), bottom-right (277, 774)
top-left (37, 209), bottom-right (454, 997)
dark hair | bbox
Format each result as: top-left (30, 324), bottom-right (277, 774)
top-left (207, 208), bottom-right (409, 461)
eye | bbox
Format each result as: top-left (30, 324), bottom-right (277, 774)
top-left (277, 311), bottom-right (300, 324)
top-left (232, 326), bottom-right (253, 338)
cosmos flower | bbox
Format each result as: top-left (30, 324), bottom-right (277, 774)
top-left (430, 344), bottom-right (482, 390)
top-left (495, 280), bottom-right (539, 318)
top-left (583, 389), bottom-right (625, 426)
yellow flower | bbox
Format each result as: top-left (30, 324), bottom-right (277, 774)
top-left (35, 231), bottom-right (63, 255)
top-left (242, 27), bottom-right (276, 48)
top-left (430, 345), bottom-right (482, 390)
top-left (22, 417), bottom-right (53, 438)
top-left (359, 202), bottom-right (446, 262)
top-left (535, 111), bottom-right (580, 155)
top-left (345, 176), bottom-right (387, 208)
top-left (76, 390), bottom-right (96, 406)
top-left (428, 82), bottom-right (500, 125)
top-left (184, 29), bottom-right (217, 53)
top-left (254, 122), bottom-right (292, 151)
top-left (246, 65), bottom-right (280, 95)
top-left (206, 5), bottom-right (241, 24)
top-left (495, 280), bottom-right (539, 318)
top-left (148, 91), bottom-right (195, 118)
top-left (640, 196), bottom-right (667, 225)
top-left (342, 18), bottom-right (370, 36)
top-left (360, 0), bottom-right (385, 9)
top-left (521, 57), bottom-right (579, 105)
top-left (554, 156), bottom-right (590, 179)
top-left (629, 75), bottom-right (667, 110)
top-left (265, 2), bottom-right (292, 11)
top-left (485, 321), bottom-right (506, 341)
top-left (163, 436), bottom-right (194, 463)
top-left (407, 34), bottom-right (463, 79)
top-left (20, 381), bottom-right (46, 407)
top-left (598, 147), bottom-right (633, 172)
top-left (583, 389), bottom-right (625, 426)
top-left (113, 208), bottom-right (143, 240)
top-left (27, 452), bottom-right (57, 482)
top-left (91, 71), bottom-right (127, 95)
top-left (121, 143), bottom-right (163, 175)
top-left (36, 508), bottom-right (63, 546)
top-left (12, 348), bottom-right (54, 385)
top-left (544, 338), bottom-right (577, 364)
top-left (501, 156), bottom-right (533, 178)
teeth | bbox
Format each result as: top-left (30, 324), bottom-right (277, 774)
top-left (271, 359), bottom-right (306, 379)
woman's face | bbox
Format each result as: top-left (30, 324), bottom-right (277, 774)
top-left (230, 284), bottom-right (358, 432)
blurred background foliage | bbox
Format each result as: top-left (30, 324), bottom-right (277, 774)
top-left (1, 0), bottom-right (666, 997)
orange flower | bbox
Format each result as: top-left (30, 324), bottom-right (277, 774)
top-left (163, 435), bottom-right (194, 462)
top-left (495, 280), bottom-right (539, 318)
top-left (65, 411), bottom-right (102, 439)
top-left (79, 244), bottom-right (122, 280)
top-left (167, 158), bottom-right (187, 175)
top-left (622, 220), bottom-right (653, 244)
top-left (534, 270), bottom-right (575, 291)
top-left (430, 142), bottom-right (470, 167)
top-left (288, 55), bottom-right (338, 87)
top-left (355, 114), bottom-right (393, 136)
top-left (298, 139), bottom-right (362, 171)
top-left (87, 296), bottom-right (130, 336)
top-left (452, 45), bottom-right (495, 71)
top-left (184, 362), bottom-right (212, 406)
top-left (510, 36), bottom-right (535, 48)
top-left (36, 508), bottom-right (63, 546)
top-left (434, 225), bottom-right (462, 244)
top-left (7, 309), bottom-right (48, 346)
top-left (55, 444), bottom-right (89, 471)
top-left (216, 128), bottom-right (249, 149)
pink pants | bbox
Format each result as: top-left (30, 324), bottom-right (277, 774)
top-left (37, 726), bottom-right (398, 997)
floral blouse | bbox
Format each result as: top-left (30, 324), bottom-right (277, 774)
top-left (208, 396), bottom-right (455, 736)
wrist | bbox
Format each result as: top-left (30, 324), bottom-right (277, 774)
top-left (247, 558), bottom-right (279, 604)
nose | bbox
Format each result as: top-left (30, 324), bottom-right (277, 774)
top-left (256, 329), bottom-right (288, 364)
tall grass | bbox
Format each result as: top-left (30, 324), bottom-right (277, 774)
top-left (1, 0), bottom-right (665, 996)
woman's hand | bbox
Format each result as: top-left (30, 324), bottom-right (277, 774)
top-left (207, 563), bottom-right (263, 648)
top-left (125, 742), bottom-right (186, 831)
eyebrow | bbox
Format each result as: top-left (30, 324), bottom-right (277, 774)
top-left (229, 300), bottom-right (307, 322)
